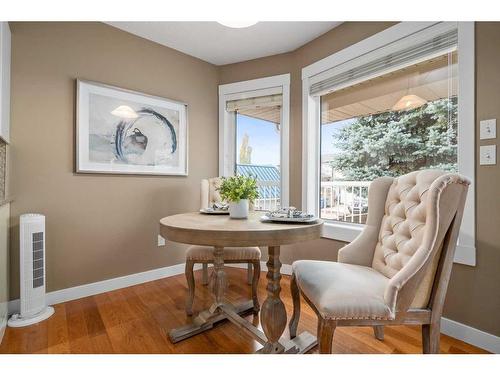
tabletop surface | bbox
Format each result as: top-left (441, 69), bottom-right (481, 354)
top-left (159, 211), bottom-right (323, 247)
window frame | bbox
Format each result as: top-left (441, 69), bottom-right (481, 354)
top-left (219, 74), bottom-right (290, 208)
top-left (302, 22), bottom-right (476, 266)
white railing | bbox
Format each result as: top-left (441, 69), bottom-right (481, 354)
top-left (320, 180), bottom-right (371, 224)
top-left (254, 180), bottom-right (280, 211)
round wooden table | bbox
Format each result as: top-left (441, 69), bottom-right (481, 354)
top-left (160, 211), bottom-right (323, 354)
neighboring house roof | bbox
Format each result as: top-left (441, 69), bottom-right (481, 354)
top-left (236, 164), bottom-right (280, 200)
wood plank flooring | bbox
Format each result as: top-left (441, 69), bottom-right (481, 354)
top-left (0, 268), bottom-right (489, 354)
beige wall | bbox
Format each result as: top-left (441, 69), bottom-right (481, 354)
top-left (443, 22), bottom-right (500, 336)
top-left (219, 22), bottom-right (500, 337)
top-left (0, 202), bottom-right (8, 341)
top-left (8, 22), bottom-right (219, 297)
top-left (8, 21), bottom-right (500, 338)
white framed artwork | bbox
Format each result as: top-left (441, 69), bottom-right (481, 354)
top-left (77, 80), bottom-right (188, 176)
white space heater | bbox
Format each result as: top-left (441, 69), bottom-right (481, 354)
top-left (8, 214), bottom-right (54, 327)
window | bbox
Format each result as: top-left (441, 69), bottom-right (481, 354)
top-left (234, 110), bottom-right (281, 211)
top-left (320, 51), bottom-right (458, 223)
top-left (219, 74), bottom-right (290, 210)
top-left (302, 22), bottom-right (475, 266)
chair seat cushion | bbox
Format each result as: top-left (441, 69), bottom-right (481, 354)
top-left (292, 260), bottom-right (393, 320)
top-left (186, 245), bottom-right (261, 261)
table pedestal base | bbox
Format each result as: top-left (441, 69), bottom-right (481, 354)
top-left (282, 332), bottom-right (318, 354)
top-left (254, 331), bottom-right (317, 354)
top-left (169, 300), bottom-right (317, 354)
top-left (168, 300), bottom-right (255, 343)
top-left (169, 245), bottom-right (318, 354)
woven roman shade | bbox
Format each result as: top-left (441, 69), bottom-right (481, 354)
top-left (310, 28), bottom-right (458, 96)
top-left (226, 94), bottom-right (282, 124)
top-left (226, 94), bottom-right (282, 112)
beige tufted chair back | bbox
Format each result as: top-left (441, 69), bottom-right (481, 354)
top-left (200, 177), bottom-right (223, 209)
top-left (373, 170), bottom-right (452, 278)
top-left (338, 169), bottom-right (470, 316)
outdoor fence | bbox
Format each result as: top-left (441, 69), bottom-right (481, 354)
top-left (320, 180), bottom-right (371, 224)
top-left (251, 179), bottom-right (371, 222)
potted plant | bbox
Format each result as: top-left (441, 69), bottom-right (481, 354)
top-left (218, 175), bottom-right (259, 219)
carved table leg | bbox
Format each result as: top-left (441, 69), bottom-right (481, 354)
top-left (259, 246), bottom-right (287, 353)
top-left (257, 246), bottom-right (317, 354)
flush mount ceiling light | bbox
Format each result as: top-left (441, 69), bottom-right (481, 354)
top-left (392, 94), bottom-right (428, 111)
top-left (217, 21), bottom-right (258, 28)
top-left (111, 105), bottom-right (138, 119)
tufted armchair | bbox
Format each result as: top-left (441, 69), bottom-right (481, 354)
top-left (289, 170), bottom-right (470, 354)
top-left (184, 177), bottom-right (261, 316)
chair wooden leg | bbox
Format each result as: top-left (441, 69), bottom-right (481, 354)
top-left (288, 273), bottom-right (301, 339)
top-left (247, 262), bottom-right (253, 285)
top-left (373, 326), bottom-right (384, 340)
top-left (318, 318), bottom-right (336, 354)
top-left (185, 261), bottom-right (195, 316)
top-left (422, 322), bottom-right (440, 354)
top-left (201, 263), bottom-right (209, 285)
top-left (251, 261), bottom-right (260, 313)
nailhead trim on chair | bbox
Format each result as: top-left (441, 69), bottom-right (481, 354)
top-left (322, 315), bottom-right (392, 321)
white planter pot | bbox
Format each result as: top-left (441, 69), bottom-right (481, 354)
top-left (229, 199), bottom-right (249, 219)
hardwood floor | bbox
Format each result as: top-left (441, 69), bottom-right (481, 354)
top-left (0, 268), bottom-right (489, 354)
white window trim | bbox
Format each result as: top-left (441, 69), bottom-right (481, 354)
top-left (219, 74), bottom-right (290, 208)
top-left (302, 22), bottom-right (476, 266)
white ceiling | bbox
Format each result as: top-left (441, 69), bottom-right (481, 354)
top-left (107, 22), bottom-right (341, 65)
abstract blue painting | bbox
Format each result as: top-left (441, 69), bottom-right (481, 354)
top-left (77, 80), bottom-right (188, 175)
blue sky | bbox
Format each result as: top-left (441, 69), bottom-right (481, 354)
top-left (321, 118), bottom-right (357, 155)
top-left (236, 114), bottom-right (280, 166)
top-left (235, 114), bottom-right (357, 164)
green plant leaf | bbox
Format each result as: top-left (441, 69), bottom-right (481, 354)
top-left (217, 175), bottom-right (260, 202)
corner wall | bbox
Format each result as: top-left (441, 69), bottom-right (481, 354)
top-left (8, 22), bottom-right (219, 298)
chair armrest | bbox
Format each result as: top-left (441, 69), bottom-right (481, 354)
top-left (338, 176), bottom-right (394, 267)
top-left (338, 225), bottom-right (381, 266)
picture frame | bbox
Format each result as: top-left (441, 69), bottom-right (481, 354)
top-left (76, 80), bottom-right (188, 176)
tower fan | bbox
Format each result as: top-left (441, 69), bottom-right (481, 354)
top-left (8, 214), bottom-right (54, 327)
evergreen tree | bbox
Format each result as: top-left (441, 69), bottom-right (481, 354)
top-left (330, 97), bottom-right (458, 181)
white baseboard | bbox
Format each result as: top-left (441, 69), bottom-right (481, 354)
top-left (453, 244), bottom-right (476, 266)
top-left (0, 318), bottom-right (5, 345)
top-left (8, 262), bottom-right (201, 315)
top-left (7, 260), bottom-right (498, 354)
top-left (441, 317), bottom-right (500, 353)
top-left (0, 301), bottom-right (6, 345)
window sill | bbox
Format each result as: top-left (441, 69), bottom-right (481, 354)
top-left (454, 244), bottom-right (476, 266)
top-left (321, 220), bottom-right (476, 267)
top-left (321, 221), bottom-right (364, 243)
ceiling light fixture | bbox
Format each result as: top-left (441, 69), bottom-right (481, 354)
top-left (217, 21), bottom-right (258, 28)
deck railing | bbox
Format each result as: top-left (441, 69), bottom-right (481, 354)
top-left (253, 180), bottom-right (281, 211)
top-left (320, 180), bottom-right (371, 224)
